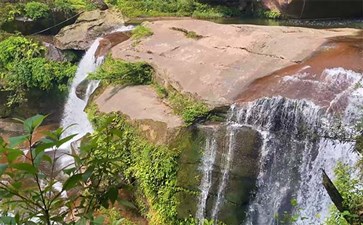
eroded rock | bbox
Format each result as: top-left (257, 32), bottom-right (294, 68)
top-left (54, 9), bottom-right (126, 50)
top-left (111, 20), bottom-right (359, 109)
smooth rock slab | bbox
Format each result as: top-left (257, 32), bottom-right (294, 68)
top-left (95, 85), bottom-right (183, 144)
top-left (111, 19), bottom-right (359, 108)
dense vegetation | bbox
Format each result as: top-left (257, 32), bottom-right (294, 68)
top-left (89, 57), bottom-right (153, 85)
top-left (0, 0), bottom-right (95, 27)
top-left (106, 0), bottom-right (241, 18)
top-left (0, 36), bottom-right (76, 106)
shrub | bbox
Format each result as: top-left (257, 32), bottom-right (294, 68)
top-left (89, 56), bottom-right (153, 85)
top-left (0, 115), bottom-right (133, 224)
top-left (0, 36), bottom-right (45, 70)
top-left (9, 57), bottom-right (76, 92)
top-left (25, 2), bottom-right (50, 20)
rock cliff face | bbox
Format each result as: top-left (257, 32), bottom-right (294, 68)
top-left (54, 10), bottom-right (126, 50)
top-left (111, 19), bottom-right (358, 109)
top-left (261, 0), bottom-right (363, 18)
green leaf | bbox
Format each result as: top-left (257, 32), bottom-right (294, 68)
top-left (118, 199), bottom-right (137, 209)
top-left (0, 164), bottom-right (8, 176)
top-left (63, 174), bottom-right (83, 191)
top-left (7, 149), bottom-right (24, 163)
top-left (93, 216), bottom-right (105, 225)
top-left (23, 114), bottom-right (46, 134)
top-left (9, 135), bottom-right (29, 148)
top-left (107, 186), bottom-right (118, 204)
top-left (55, 134), bottom-right (78, 147)
top-left (11, 163), bottom-right (37, 174)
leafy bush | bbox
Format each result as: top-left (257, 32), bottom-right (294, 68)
top-left (111, 0), bottom-right (241, 18)
top-left (9, 57), bottom-right (76, 92)
top-left (0, 36), bottom-right (76, 106)
top-left (53, 0), bottom-right (96, 13)
top-left (326, 162), bottom-right (363, 224)
top-left (25, 2), bottom-right (50, 20)
top-left (0, 36), bottom-right (45, 71)
top-left (0, 115), bottom-right (128, 224)
top-left (89, 56), bottom-right (153, 85)
top-left (87, 112), bottom-right (181, 224)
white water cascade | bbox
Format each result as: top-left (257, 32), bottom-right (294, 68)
top-left (60, 25), bottom-right (134, 142)
top-left (196, 67), bottom-right (362, 224)
top-left (60, 38), bottom-right (103, 140)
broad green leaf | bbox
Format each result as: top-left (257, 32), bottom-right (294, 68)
top-left (81, 166), bottom-right (94, 182)
top-left (118, 199), bottom-right (137, 209)
top-left (7, 149), bottom-right (24, 163)
top-left (9, 135), bottom-right (29, 148)
top-left (93, 216), bottom-right (105, 225)
top-left (55, 134), bottom-right (78, 147)
top-left (63, 174), bottom-right (83, 191)
top-left (0, 164), bottom-right (8, 176)
top-left (23, 114), bottom-right (46, 134)
top-left (11, 163), bottom-right (37, 174)
top-left (107, 187), bottom-right (119, 204)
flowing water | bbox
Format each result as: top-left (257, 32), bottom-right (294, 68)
top-left (56, 25), bottom-right (133, 167)
top-left (196, 67), bottom-right (362, 224)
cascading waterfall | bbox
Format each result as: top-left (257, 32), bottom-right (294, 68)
top-left (196, 128), bottom-right (218, 221)
top-left (211, 124), bottom-right (239, 220)
top-left (60, 25), bottom-right (134, 141)
top-left (196, 67), bottom-right (362, 224)
top-left (60, 38), bottom-right (103, 140)
top-left (57, 25), bottom-right (133, 167)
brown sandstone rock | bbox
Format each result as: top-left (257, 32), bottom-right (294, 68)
top-left (54, 10), bottom-right (126, 50)
top-left (111, 19), bottom-right (359, 109)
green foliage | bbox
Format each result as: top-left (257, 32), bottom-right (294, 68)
top-left (24, 2), bottom-right (50, 20)
top-left (9, 57), bottom-right (76, 92)
top-left (255, 9), bottom-right (281, 19)
top-left (89, 56), bottom-right (153, 85)
top-left (87, 112), bottom-right (181, 224)
top-left (153, 83), bottom-right (209, 125)
top-left (0, 36), bottom-right (45, 71)
top-left (0, 115), bottom-right (127, 224)
top-left (0, 36), bottom-right (76, 106)
top-left (110, 0), bottom-right (241, 18)
top-left (53, 0), bottom-right (96, 13)
top-left (326, 162), bottom-right (363, 225)
top-left (131, 25), bottom-right (154, 40)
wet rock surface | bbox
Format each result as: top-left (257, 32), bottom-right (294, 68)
top-left (236, 34), bottom-right (363, 114)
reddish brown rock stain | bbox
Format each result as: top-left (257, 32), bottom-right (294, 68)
top-left (235, 33), bottom-right (363, 113)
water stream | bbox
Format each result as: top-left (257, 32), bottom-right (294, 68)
top-left (196, 67), bottom-right (362, 224)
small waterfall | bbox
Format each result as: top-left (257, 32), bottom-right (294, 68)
top-left (196, 67), bottom-right (362, 224)
top-left (60, 38), bottom-right (103, 140)
top-left (60, 25), bottom-right (134, 141)
top-left (211, 124), bottom-right (239, 220)
top-left (196, 129), bottom-right (218, 221)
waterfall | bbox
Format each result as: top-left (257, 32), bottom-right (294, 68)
top-left (60, 38), bottom-right (103, 140)
top-left (211, 124), bottom-right (239, 220)
top-left (196, 128), bottom-right (218, 221)
top-left (60, 25), bottom-right (134, 142)
top-left (196, 67), bottom-right (362, 224)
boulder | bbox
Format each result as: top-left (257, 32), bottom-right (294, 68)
top-left (111, 19), bottom-right (358, 109)
top-left (94, 85), bottom-right (183, 145)
top-left (261, 0), bottom-right (363, 19)
top-left (54, 9), bottom-right (126, 50)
